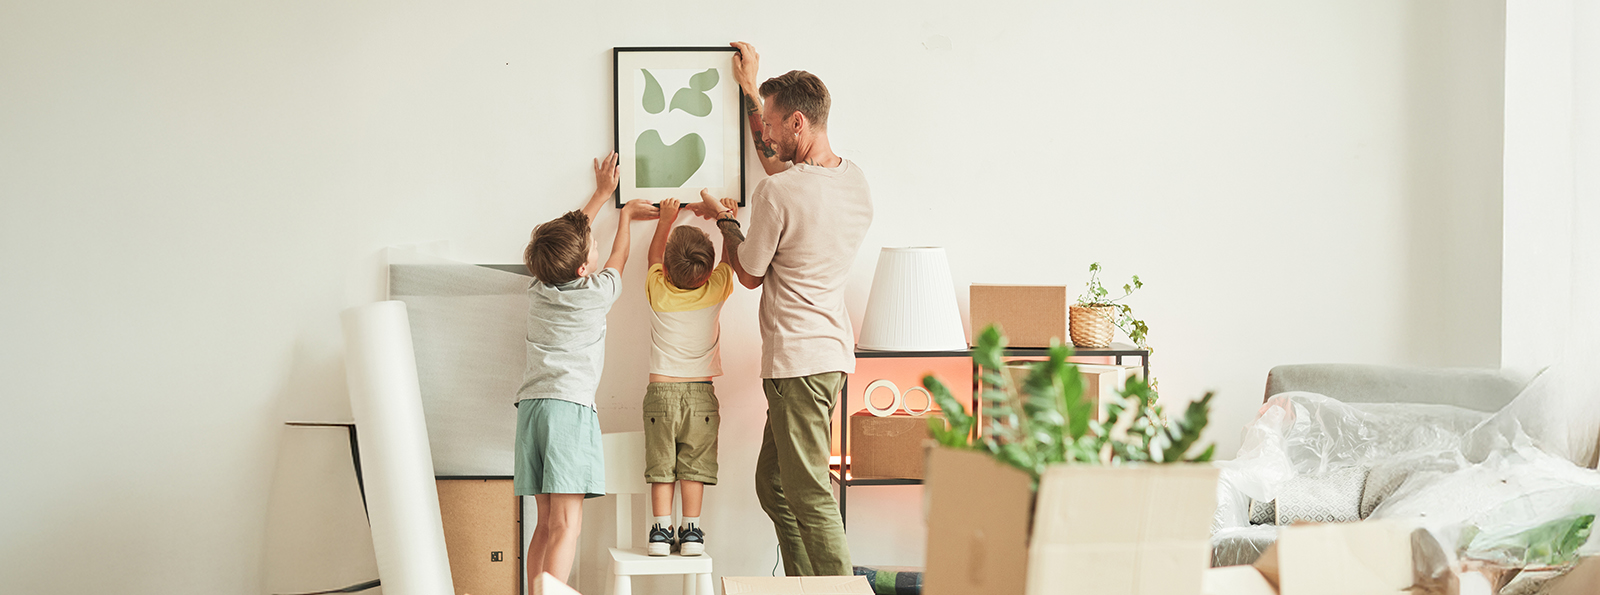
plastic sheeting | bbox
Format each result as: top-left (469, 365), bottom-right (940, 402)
top-left (1213, 366), bottom-right (1600, 577)
top-left (1213, 392), bottom-right (1488, 531)
top-left (1211, 525), bottom-right (1278, 567)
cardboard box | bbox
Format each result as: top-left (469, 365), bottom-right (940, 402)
top-left (970, 284), bottom-right (1070, 348)
top-left (848, 412), bottom-right (932, 479)
top-left (1203, 566), bottom-right (1277, 595)
top-left (1000, 362), bottom-right (1105, 428)
top-left (437, 478), bottom-right (520, 595)
top-left (532, 572), bottom-right (581, 595)
top-left (1548, 556), bottom-right (1600, 594)
top-left (1026, 464), bottom-right (1219, 595)
top-left (722, 576), bottom-right (873, 594)
top-left (1253, 521), bottom-right (1414, 595)
top-left (924, 448), bottom-right (1033, 595)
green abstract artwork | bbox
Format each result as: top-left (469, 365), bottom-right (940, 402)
top-left (635, 129), bottom-right (706, 188)
top-left (640, 69), bottom-right (665, 114)
top-left (668, 68), bottom-right (719, 117)
top-left (619, 50), bottom-right (733, 198)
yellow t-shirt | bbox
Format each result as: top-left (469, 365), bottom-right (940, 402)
top-left (646, 263), bottom-right (734, 377)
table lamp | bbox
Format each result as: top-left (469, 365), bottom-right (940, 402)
top-left (857, 247), bottom-right (967, 351)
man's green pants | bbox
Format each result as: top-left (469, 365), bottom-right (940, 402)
top-left (755, 372), bottom-right (852, 576)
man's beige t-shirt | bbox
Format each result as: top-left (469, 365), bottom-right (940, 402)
top-left (738, 160), bottom-right (873, 379)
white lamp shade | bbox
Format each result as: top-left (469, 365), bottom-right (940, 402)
top-left (857, 247), bottom-right (968, 351)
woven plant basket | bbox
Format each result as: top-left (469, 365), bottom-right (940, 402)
top-left (1069, 305), bottom-right (1117, 348)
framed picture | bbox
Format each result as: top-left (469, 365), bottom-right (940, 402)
top-left (613, 46), bottom-right (745, 207)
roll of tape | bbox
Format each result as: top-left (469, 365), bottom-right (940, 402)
top-left (902, 386), bottom-right (934, 416)
top-left (863, 379), bottom-right (903, 417)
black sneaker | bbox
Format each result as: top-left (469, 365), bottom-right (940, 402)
top-left (678, 525), bottom-right (705, 556)
top-left (647, 524), bottom-right (674, 556)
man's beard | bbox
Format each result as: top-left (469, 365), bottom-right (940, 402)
top-left (776, 137), bottom-right (797, 162)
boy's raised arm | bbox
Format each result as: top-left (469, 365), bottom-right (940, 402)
top-left (582, 152), bottom-right (620, 226)
top-left (606, 199), bottom-right (658, 273)
top-left (648, 198), bottom-right (682, 268)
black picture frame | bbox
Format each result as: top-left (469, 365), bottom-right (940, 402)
top-left (613, 46), bottom-right (746, 208)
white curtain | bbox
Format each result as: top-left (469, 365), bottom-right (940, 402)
top-left (1503, 0), bottom-right (1600, 465)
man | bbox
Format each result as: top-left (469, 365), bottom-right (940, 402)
top-left (694, 41), bottom-right (872, 576)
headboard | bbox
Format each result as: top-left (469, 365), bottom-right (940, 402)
top-left (1263, 364), bottom-right (1531, 413)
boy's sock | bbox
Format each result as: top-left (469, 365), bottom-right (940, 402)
top-left (653, 515), bottom-right (673, 530)
top-left (681, 516), bottom-right (700, 530)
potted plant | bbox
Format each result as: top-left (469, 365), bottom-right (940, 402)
top-left (920, 325), bottom-right (1216, 595)
top-left (1070, 262), bottom-right (1149, 349)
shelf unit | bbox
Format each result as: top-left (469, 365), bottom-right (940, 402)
top-left (829, 344), bottom-right (1150, 529)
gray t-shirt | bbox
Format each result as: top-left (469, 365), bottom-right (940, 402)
top-left (515, 267), bottom-right (622, 407)
top-left (738, 160), bottom-right (873, 379)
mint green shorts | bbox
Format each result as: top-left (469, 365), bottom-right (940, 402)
top-left (514, 398), bottom-right (605, 498)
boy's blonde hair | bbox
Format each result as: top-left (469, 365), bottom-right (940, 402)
top-left (525, 210), bottom-right (590, 284)
top-left (664, 226), bottom-right (716, 289)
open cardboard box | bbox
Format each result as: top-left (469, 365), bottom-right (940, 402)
top-left (1203, 566), bottom-right (1277, 595)
top-left (1251, 521), bottom-right (1414, 595)
top-left (923, 448), bottom-right (1033, 595)
top-left (1242, 521), bottom-right (1585, 595)
top-left (923, 447), bottom-right (1218, 595)
top-left (1027, 464), bottom-right (1218, 595)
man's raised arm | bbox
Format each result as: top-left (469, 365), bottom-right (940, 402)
top-left (700, 190), bottom-right (763, 289)
top-left (732, 42), bottom-right (787, 176)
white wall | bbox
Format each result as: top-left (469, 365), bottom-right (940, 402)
top-left (0, 1), bottom-right (1504, 593)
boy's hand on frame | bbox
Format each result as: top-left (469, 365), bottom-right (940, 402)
top-left (621, 199), bottom-right (659, 221)
top-left (719, 198), bottom-right (739, 219)
top-left (659, 198), bottom-right (681, 222)
top-left (594, 151), bottom-right (620, 197)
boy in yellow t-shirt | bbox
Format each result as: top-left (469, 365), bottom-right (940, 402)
top-left (641, 196), bottom-right (738, 556)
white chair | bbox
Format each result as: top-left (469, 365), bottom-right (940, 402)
top-left (601, 432), bottom-right (713, 595)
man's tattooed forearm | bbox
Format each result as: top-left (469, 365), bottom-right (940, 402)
top-left (744, 93), bottom-right (778, 159)
top-left (716, 219), bottom-right (746, 243)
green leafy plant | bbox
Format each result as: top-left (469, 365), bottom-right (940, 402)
top-left (925, 324), bottom-right (1214, 485)
top-left (1077, 262), bottom-right (1149, 349)
top-left (1461, 514), bottom-right (1596, 567)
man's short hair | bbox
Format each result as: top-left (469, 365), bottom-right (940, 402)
top-left (759, 70), bottom-right (830, 130)
top-left (525, 210), bottom-right (591, 284)
top-left (664, 226), bottom-right (716, 289)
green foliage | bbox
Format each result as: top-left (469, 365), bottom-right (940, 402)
top-left (1076, 262), bottom-right (1150, 349)
top-left (924, 324), bottom-right (1216, 484)
top-left (1462, 514), bottom-right (1596, 567)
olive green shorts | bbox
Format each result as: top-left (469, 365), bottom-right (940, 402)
top-left (643, 382), bottom-right (720, 485)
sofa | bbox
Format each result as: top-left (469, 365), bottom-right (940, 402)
top-left (1209, 363), bottom-right (1533, 566)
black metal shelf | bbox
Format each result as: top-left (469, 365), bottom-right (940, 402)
top-left (853, 343), bottom-right (1148, 359)
top-left (832, 344), bottom-right (1151, 530)
top-left (828, 468), bottom-right (924, 487)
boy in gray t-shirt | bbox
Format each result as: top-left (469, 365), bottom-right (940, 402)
top-left (515, 151), bottom-right (657, 590)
